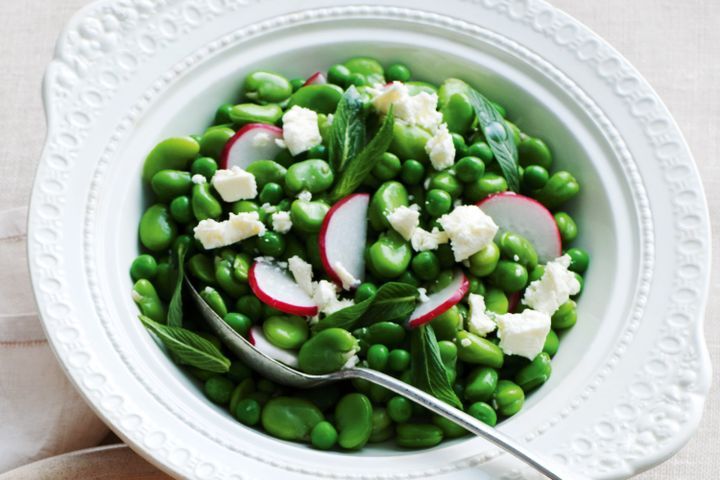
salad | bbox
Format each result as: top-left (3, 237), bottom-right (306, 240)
top-left (131, 57), bottom-right (589, 450)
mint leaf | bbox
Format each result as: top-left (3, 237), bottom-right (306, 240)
top-left (139, 315), bottom-right (230, 373)
top-left (166, 240), bottom-right (188, 328)
top-left (410, 324), bottom-right (463, 409)
top-left (329, 86), bottom-right (366, 173)
top-left (466, 88), bottom-right (520, 192)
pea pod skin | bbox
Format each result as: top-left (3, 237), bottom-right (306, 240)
top-left (335, 393), bottom-right (373, 449)
top-left (455, 330), bottom-right (504, 368)
top-left (464, 366), bottom-right (499, 402)
top-left (243, 71), bottom-right (293, 104)
top-left (437, 79), bottom-right (474, 135)
top-left (229, 103), bottom-right (283, 125)
top-left (261, 397), bottom-right (324, 441)
top-left (395, 423), bottom-right (444, 448)
top-left (368, 181), bottom-right (409, 230)
top-left (200, 126), bottom-right (235, 159)
top-left (389, 123), bottom-right (431, 162)
top-left (515, 352), bottom-right (552, 392)
top-left (142, 137), bottom-right (200, 183)
top-left (139, 204), bottom-right (178, 252)
top-left (132, 279), bottom-right (166, 323)
top-left (533, 171), bottom-right (580, 209)
top-left (367, 231), bottom-right (412, 279)
top-left (492, 380), bottom-right (525, 417)
top-left (298, 328), bottom-right (359, 375)
top-left (285, 160), bottom-right (334, 194)
top-left (288, 84), bottom-right (344, 114)
top-left (191, 183), bottom-right (222, 221)
top-left (245, 160), bottom-right (287, 189)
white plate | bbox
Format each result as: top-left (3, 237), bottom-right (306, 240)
top-left (29, 1), bottom-right (712, 479)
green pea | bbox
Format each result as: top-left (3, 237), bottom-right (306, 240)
top-left (300, 384), bottom-right (342, 412)
top-left (369, 181), bottom-right (409, 230)
top-left (298, 328), bottom-right (359, 374)
top-left (438, 78), bottom-right (474, 135)
top-left (366, 344), bottom-right (390, 371)
top-left (188, 253), bottom-right (215, 284)
top-left (438, 340), bottom-right (458, 383)
top-left (154, 262), bottom-right (177, 301)
top-left (467, 401), bottom-right (497, 426)
top-left (231, 199), bottom-right (260, 217)
top-left (215, 259), bottom-right (247, 297)
top-left (430, 269), bottom-right (455, 293)
top-left (387, 396), bottom-right (412, 423)
top-left (256, 232), bottom-right (285, 257)
top-left (225, 312), bottom-right (252, 337)
top-left (169, 195), bottom-right (193, 224)
top-left (435, 244), bottom-right (455, 269)
top-left (493, 380), bottom-right (525, 417)
top-left (285, 159), bottom-right (334, 194)
top-left (263, 315), bottom-right (308, 349)
top-left (150, 170), bottom-right (192, 202)
top-left (261, 397), bottom-right (324, 441)
top-left (234, 398), bottom-right (261, 426)
top-left (396, 161), bottom-right (424, 188)
top-left (245, 160), bottom-right (287, 189)
top-left (411, 251), bottom-right (441, 281)
top-left (369, 407), bottom-right (394, 443)
top-left (464, 367), bottom-right (499, 402)
top-left (455, 330), bottom-right (504, 368)
top-left (498, 232), bottom-right (539, 270)
top-left (229, 103), bottom-right (283, 125)
top-left (335, 393), bottom-right (373, 450)
top-left (515, 352), bottom-right (552, 393)
top-left (288, 84), bottom-right (344, 114)
top-left (396, 270), bottom-right (420, 287)
top-left (489, 260), bottom-right (528, 293)
top-left (354, 282), bottom-right (377, 303)
top-left (464, 173), bottom-right (508, 202)
top-left (232, 253), bottom-right (252, 282)
top-left (430, 306), bottom-right (462, 341)
top-left (522, 165), bottom-right (549, 191)
top-left (204, 376), bottom-right (234, 405)
top-left (200, 286), bottom-right (228, 318)
top-left (387, 63), bottom-right (411, 82)
top-left (344, 57), bottom-right (385, 85)
top-left (367, 231), bottom-right (412, 279)
top-left (130, 254), bottom-right (158, 281)
top-left (428, 172), bottom-right (463, 199)
top-left (389, 123), bottom-right (432, 162)
top-left (468, 276), bottom-right (486, 295)
top-left (388, 348), bottom-right (411, 371)
top-left (359, 322), bottom-right (406, 347)
top-left (552, 301), bottom-right (577, 330)
top-left (372, 152), bottom-right (402, 180)
top-left (518, 137), bottom-right (552, 169)
top-left (432, 415), bottom-right (467, 439)
top-left (396, 423), bottom-right (444, 449)
top-left (229, 378), bottom-right (256, 414)
top-left (455, 156), bottom-right (486, 183)
top-left (142, 137), bottom-right (200, 183)
top-left (214, 104), bottom-right (234, 125)
top-left (139, 204), bottom-right (178, 252)
top-left (424, 189), bottom-right (452, 217)
top-left (199, 126), bottom-right (235, 160)
top-left (484, 287), bottom-right (508, 314)
top-left (543, 329), bottom-right (560, 357)
top-left (290, 200), bottom-right (329, 234)
top-left (311, 421), bottom-right (338, 450)
top-left (307, 144), bottom-right (327, 160)
top-left (467, 141), bottom-right (494, 163)
top-left (566, 247), bottom-right (590, 273)
top-left (243, 71), bottom-right (292, 104)
top-left (191, 182), bottom-right (222, 221)
top-left (327, 64), bottom-right (351, 86)
top-left (451, 133), bottom-right (468, 158)
top-left (533, 171), bottom-right (580, 209)
top-left (554, 212), bottom-right (578, 243)
top-left (236, 295), bottom-right (262, 322)
top-left (132, 279), bottom-right (166, 323)
top-left (290, 78), bottom-right (305, 92)
top-left (468, 242), bottom-right (500, 277)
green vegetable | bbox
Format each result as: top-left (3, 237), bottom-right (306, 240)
top-left (142, 137), bottom-right (199, 183)
top-left (328, 86), bottom-right (366, 173)
top-left (261, 397), bottom-right (324, 441)
top-left (139, 204), bottom-right (177, 252)
top-left (410, 325), bottom-right (463, 409)
top-left (166, 237), bottom-right (188, 327)
top-left (395, 423), bottom-right (444, 448)
top-left (335, 393), bottom-right (373, 449)
top-left (298, 328), bottom-right (359, 374)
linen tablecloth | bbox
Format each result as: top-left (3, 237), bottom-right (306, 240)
top-left (0, 0), bottom-right (717, 477)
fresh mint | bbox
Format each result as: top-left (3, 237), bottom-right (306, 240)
top-left (328, 86), bottom-right (366, 173)
top-left (166, 240), bottom-right (188, 328)
top-left (410, 324), bottom-right (463, 409)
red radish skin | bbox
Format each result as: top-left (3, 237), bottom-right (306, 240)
top-left (508, 292), bottom-right (521, 313)
top-left (407, 272), bottom-right (469, 328)
top-left (303, 72), bottom-right (328, 86)
top-left (249, 262), bottom-right (318, 317)
top-left (477, 192), bottom-right (562, 263)
top-left (248, 329), bottom-right (256, 346)
top-left (319, 193), bottom-right (370, 289)
top-left (220, 123), bottom-right (284, 170)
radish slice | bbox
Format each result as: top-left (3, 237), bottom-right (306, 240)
top-left (408, 271), bottom-right (469, 328)
top-left (477, 192), bottom-right (562, 263)
top-left (249, 260), bottom-right (318, 316)
top-left (507, 292), bottom-right (521, 313)
top-left (303, 72), bottom-right (328, 86)
top-left (249, 326), bottom-right (299, 368)
top-left (220, 123), bottom-right (284, 170)
top-left (319, 193), bottom-right (369, 290)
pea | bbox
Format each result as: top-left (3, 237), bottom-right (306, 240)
top-left (406, 81), bottom-right (438, 95)
top-left (139, 204), bottom-right (177, 252)
top-left (298, 328), bottom-right (359, 374)
top-left (396, 270), bottom-right (420, 287)
top-left (518, 137), bottom-right (552, 169)
top-left (261, 397), bottom-right (324, 441)
top-left (468, 242), bottom-right (500, 277)
top-left (533, 171), bottom-right (580, 209)
top-left (388, 349), bottom-right (411, 371)
top-left (187, 253), bottom-right (214, 284)
top-left (368, 181), bottom-right (409, 230)
top-left (467, 141), bottom-right (494, 163)
top-left (263, 315), bottom-right (308, 349)
top-left (255, 232), bottom-right (285, 258)
top-left (214, 104), bottom-right (234, 125)
top-left (243, 71), bottom-right (292, 104)
top-left (387, 63), bottom-right (411, 82)
top-left (467, 401), bottom-right (497, 426)
top-left (468, 276), bottom-right (486, 296)
top-left (552, 301), bottom-right (577, 330)
top-left (335, 393), bottom-right (373, 450)
top-left (428, 172), bottom-right (463, 199)
top-left (566, 247), bottom-right (589, 273)
top-left (400, 159), bottom-right (425, 185)
top-left (372, 152), bottom-right (402, 180)
top-left (438, 78), bottom-right (474, 135)
top-left (396, 423), bottom-right (444, 449)
top-left (327, 64), bottom-right (351, 86)
top-left (154, 262), bottom-right (177, 301)
top-left (432, 415), bottom-right (467, 439)
top-left (311, 421), bottom-right (338, 450)
top-left (411, 251), bottom-right (441, 281)
top-left (229, 103), bottom-right (283, 125)
top-left (130, 254), bottom-right (158, 281)
top-left (369, 407), bottom-right (394, 443)
top-left (229, 378), bottom-right (256, 413)
top-left (435, 244), bottom-right (455, 269)
top-left (424, 189), bottom-right (452, 217)
top-left (574, 272), bottom-right (584, 295)
top-left (493, 380), bottom-right (525, 417)
top-left (191, 157), bottom-right (218, 180)
top-left (389, 123), bottom-right (432, 162)
top-left (464, 367), bottom-right (499, 402)
top-left (132, 279), bottom-right (165, 323)
top-left (554, 212), bottom-right (578, 243)
top-left (169, 196), bottom-right (193, 224)
top-left (200, 286), bottom-right (228, 318)
top-left (489, 261), bottom-right (528, 293)
top-left (430, 306), bottom-right (462, 341)
top-left (234, 296), bottom-right (260, 324)
top-left (234, 398), bottom-right (261, 426)
top-left (430, 269), bottom-right (455, 293)
top-left (359, 322), bottom-right (406, 347)
top-left (285, 160), bottom-right (334, 194)
top-left (306, 234), bottom-right (323, 270)
top-left (142, 137), bottom-right (200, 183)
top-left (197, 126), bottom-right (234, 160)
top-left (246, 160), bottom-right (287, 189)
top-left (464, 173), bottom-right (508, 202)
top-left (366, 344), bottom-right (390, 371)
top-left (522, 164), bottom-right (549, 191)
top-left (191, 182), bottom-right (222, 221)
top-left (451, 133), bottom-right (468, 158)
top-left (543, 329), bottom-right (560, 357)
top-left (289, 78), bottom-right (305, 92)
top-left (344, 57), bottom-right (385, 85)
top-left (387, 396), bottom-right (412, 423)
top-left (290, 200), bottom-right (329, 233)
top-left (204, 376), bottom-right (234, 405)
top-left (438, 340), bottom-right (458, 383)
top-left (262, 304), bottom-right (283, 319)
top-left (455, 330), bottom-right (504, 368)
top-left (215, 259), bottom-right (247, 297)
top-left (367, 231), bottom-right (412, 279)
top-left (498, 232), bottom-right (538, 270)
top-left (454, 156), bottom-right (485, 183)
top-left (354, 282), bottom-right (377, 303)
top-left (288, 84), bottom-right (344, 114)
top-left (514, 352), bottom-right (552, 393)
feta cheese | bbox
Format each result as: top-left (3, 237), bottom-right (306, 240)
top-left (368, 82), bottom-right (443, 131)
top-left (271, 211), bottom-right (293, 234)
top-left (467, 294), bottom-right (496, 337)
top-left (438, 205), bottom-right (498, 261)
top-left (297, 190), bottom-right (312, 202)
top-left (193, 219), bottom-right (227, 250)
top-left (495, 309), bottom-right (551, 360)
top-left (288, 256), bottom-right (315, 296)
top-left (325, 298), bottom-right (355, 315)
top-left (191, 174), bottom-right (206, 185)
top-left (333, 262), bottom-right (360, 290)
top-left (312, 280), bottom-right (354, 315)
top-left (425, 123), bottom-right (456, 171)
top-left (342, 354), bottom-right (361, 369)
top-left (211, 166), bottom-right (258, 202)
top-left (523, 254), bottom-right (581, 315)
top-left (417, 287), bottom-right (430, 303)
top-left (282, 105), bottom-right (322, 156)
top-left (387, 205), bottom-right (420, 240)
top-left (193, 211), bottom-right (265, 249)
top-left (460, 338), bottom-right (472, 348)
top-left (410, 227), bottom-right (449, 252)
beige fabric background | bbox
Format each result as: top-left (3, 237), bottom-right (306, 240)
top-left (0, 0), bottom-right (717, 477)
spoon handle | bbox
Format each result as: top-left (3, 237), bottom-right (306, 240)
top-left (345, 367), bottom-right (582, 480)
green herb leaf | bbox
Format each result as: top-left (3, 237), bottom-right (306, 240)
top-left (166, 240), bottom-right (188, 328)
top-left (410, 324), bottom-right (463, 409)
top-left (466, 88), bottom-right (520, 192)
top-left (139, 315), bottom-right (231, 373)
top-left (329, 86), bottom-right (366, 173)
top-left (328, 107), bottom-right (395, 203)
top-left (315, 282), bottom-right (418, 331)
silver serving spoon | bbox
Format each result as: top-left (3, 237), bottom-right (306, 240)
top-left (188, 281), bottom-right (583, 480)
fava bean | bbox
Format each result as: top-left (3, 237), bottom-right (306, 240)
top-left (188, 253), bottom-right (215, 284)
top-left (455, 330), bottom-right (504, 368)
top-left (215, 259), bottom-right (247, 297)
top-left (389, 123), bottom-right (432, 162)
top-left (468, 242), bottom-right (500, 277)
top-left (438, 340), bottom-right (458, 383)
top-left (551, 301), bottom-right (577, 330)
top-left (200, 286), bottom-right (228, 318)
top-left (139, 204), bottom-right (178, 252)
top-left (534, 171), bottom-right (580, 209)
top-left (132, 279), bottom-right (166, 323)
top-left (225, 312), bottom-right (252, 337)
top-left (372, 152), bottom-right (402, 181)
top-left (492, 380), bottom-right (525, 417)
top-left (229, 103), bottom-right (283, 125)
top-left (244, 71), bottom-right (293, 104)
top-left (387, 63), bottom-right (411, 82)
top-left (358, 321), bottom-right (406, 347)
top-left (290, 200), bottom-right (329, 233)
top-left (515, 352), bottom-right (552, 392)
top-left (484, 287), bottom-right (509, 314)
top-left (343, 57), bottom-right (385, 85)
top-left (327, 64), bottom-right (351, 86)
top-left (367, 231), bottom-right (412, 279)
top-left (467, 401), bottom-right (497, 426)
top-left (335, 393), bottom-right (373, 449)
top-left (263, 315), bottom-right (309, 349)
top-left (430, 306), bottom-right (462, 341)
top-left (232, 253), bottom-right (252, 283)
top-left (288, 84), bottom-right (344, 114)
top-left (518, 137), bottom-right (552, 169)
top-left (464, 173), bottom-right (508, 202)
top-left (369, 407), bottom-right (394, 443)
top-left (298, 328), bottom-right (359, 374)
top-left (554, 212), bottom-right (578, 243)
top-left (498, 232), bottom-right (538, 270)
top-left (368, 181), bottom-right (409, 230)
top-left (522, 164), bottom-right (549, 191)
top-left (236, 295), bottom-right (262, 322)
top-left (432, 415), bottom-right (467, 439)
top-left (235, 398), bottom-right (261, 426)
top-left (142, 137), bottom-right (200, 183)
top-left (191, 182), bottom-right (222, 221)
top-left (130, 254), bottom-right (158, 281)
top-left (245, 160), bottom-right (287, 189)
top-left (151, 170), bottom-right (192, 201)
top-left (464, 366), bottom-right (499, 402)
top-left (428, 172), bottom-right (463, 199)
top-left (311, 421), bottom-right (338, 450)
top-left (261, 396), bottom-right (324, 441)
top-left (214, 104), bottom-right (234, 125)
top-left (285, 159), bottom-right (334, 194)
top-left (396, 423), bottom-right (444, 448)
top-left (543, 329), bottom-right (560, 357)
top-left (438, 78), bottom-right (474, 135)
top-left (387, 396), bottom-right (412, 423)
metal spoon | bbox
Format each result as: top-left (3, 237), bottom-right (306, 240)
top-left (188, 281), bottom-right (582, 480)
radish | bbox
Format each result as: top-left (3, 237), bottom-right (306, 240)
top-left (508, 292), bottom-right (521, 313)
top-left (249, 326), bottom-right (299, 368)
top-left (407, 271), bottom-right (469, 328)
top-left (303, 72), bottom-right (327, 86)
top-left (220, 123), bottom-right (284, 170)
top-left (319, 193), bottom-right (369, 290)
top-left (477, 192), bottom-right (562, 263)
top-left (248, 260), bottom-right (318, 316)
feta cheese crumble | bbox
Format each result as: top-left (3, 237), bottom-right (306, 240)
top-left (438, 205), bottom-right (498, 261)
top-left (523, 254), bottom-right (581, 315)
top-left (417, 287), bottom-right (430, 303)
top-left (425, 123), bottom-right (456, 171)
top-left (333, 262), bottom-right (361, 290)
top-left (312, 280), bottom-right (354, 315)
top-left (387, 205), bottom-right (421, 241)
top-left (211, 166), bottom-right (258, 202)
top-left (368, 82), bottom-right (443, 131)
top-left (410, 227), bottom-right (449, 252)
top-left (193, 211), bottom-right (265, 249)
top-left (467, 294), bottom-right (496, 337)
top-left (282, 105), bottom-right (322, 156)
top-left (495, 309), bottom-right (551, 360)
top-left (271, 211), bottom-right (293, 234)
top-left (297, 190), bottom-right (312, 202)
top-left (191, 174), bottom-right (206, 185)
top-left (288, 256), bottom-right (314, 297)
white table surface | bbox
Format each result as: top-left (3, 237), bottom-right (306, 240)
top-left (0, 0), bottom-right (717, 478)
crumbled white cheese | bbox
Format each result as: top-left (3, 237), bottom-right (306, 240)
top-left (271, 211), bottom-right (293, 234)
top-left (325, 298), bottom-right (355, 315)
top-left (410, 227), bottom-right (449, 252)
top-left (334, 262), bottom-right (361, 290)
top-left (523, 254), bottom-right (581, 315)
top-left (438, 205), bottom-right (498, 261)
top-left (368, 82), bottom-right (443, 131)
top-left (282, 105), bottom-right (322, 156)
top-left (297, 190), bottom-right (312, 202)
top-left (326, 114), bottom-right (334, 125)
top-left (193, 211), bottom-right (265, 249)
top-left (417, 287), bottom-right (430, 303)
top-left (425, 123), bottom-right (456, 171)
top-left (192, 219), bottom-right (227, 250)
top-left (460, 338), bottom-right (472, 348)
top-left (312, 280), bottom-right (354, 315)
top-left (467, 294), bottom-right (496, 337)
top-left (191, 174), bottom-right (206, 185)
top-left (387, 205), bottom-right (421, 241)
top-left (288, 256), bottom-right (315, 297)
top-left (274, 138), bottom-right (287, 149)
top-left (211, 166), bottom-right (257, 202)
top-left (342, 354), bottom-right (360, 369)
top-left (495, 309), bottom-right (551, 360)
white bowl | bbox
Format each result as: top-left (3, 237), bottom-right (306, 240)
top-left (29, 1), bottom-right (712, 479)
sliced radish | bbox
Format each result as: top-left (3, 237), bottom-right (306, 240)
top-left (408, 271), bottom-right (469, 328)
top-left (249, 260), bottom-right (318, 316)
top-left (508, 292), bottom-right (521, 313)
top-left (220, 123), bottom-right (284, 170)
top-left (477, 192), bottom-right (562, 263)
top-left (249, 326), bottom-right (299, 368)
top-left (319, 193), bottom-right (369, 290)
top-left (303, 72), bottom-right (328, 86)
